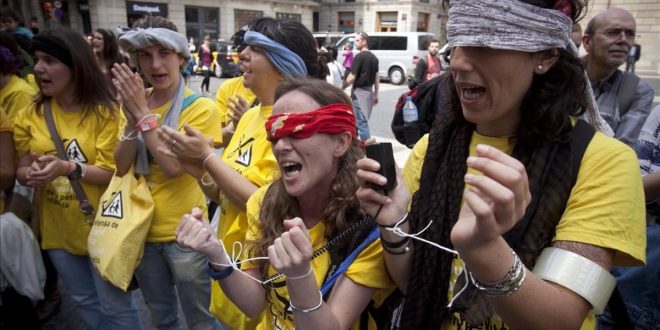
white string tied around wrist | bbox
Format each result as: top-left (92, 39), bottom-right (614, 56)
top-left (210, 239), bottom-right (285, 285)
top-left (120, 129), bottom-right (139, 141)
top-left (383, 216), bottom-right (470, 308)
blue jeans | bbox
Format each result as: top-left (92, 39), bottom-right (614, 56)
top-left (597, 224), bottom-right (660, 330)
top-left (135, 242), bottom-right (221, 330)
top-left (352, 97), bottom-right (371, 140)
top-left (47, 249), bottom-right (143, 330)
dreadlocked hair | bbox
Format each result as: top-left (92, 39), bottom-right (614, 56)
top-left (248, 140), bottom-right (364, 277)
top-left (399, 81), bottom-right (473, 327)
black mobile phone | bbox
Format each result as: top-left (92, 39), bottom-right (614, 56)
top-left (365, 143), bottom-right (397, 191)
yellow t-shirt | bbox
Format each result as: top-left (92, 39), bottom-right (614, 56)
top-left (13, 100), bottom-right (119, 255)
top-left (209, 104), bottom-right (278, 329)
top-left (0, 111), bottom-right (13, 213)
top-left (24, 73), bottom-right (39, 91)
top-left (117, 88), bottom-right (222, 242)
top-left (1, 75), bottom-right (36, 120)
top-left (215, 76), bottom-right (256, 127)
top-left (0, 111), bottom-right (12, 132)
top-left (403, 131), bottom-right (646, 330)
top-left (242, 185), bottom-right (395, 330)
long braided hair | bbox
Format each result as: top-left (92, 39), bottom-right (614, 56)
top-left (398, 1), bottom-right (590, 327)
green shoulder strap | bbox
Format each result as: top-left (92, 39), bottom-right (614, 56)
top-left (181, 93), bottom-right (203, 113)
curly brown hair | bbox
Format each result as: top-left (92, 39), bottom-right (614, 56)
top-left (247, 79), bottom-right (364, 276)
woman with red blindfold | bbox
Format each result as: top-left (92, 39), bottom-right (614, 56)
top-left (159, 17), bottom-right (330, 329)
top-left (176, 79), bottom-right (395, 329)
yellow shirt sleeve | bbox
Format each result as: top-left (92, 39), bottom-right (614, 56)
top-left (0, 111), bottom-right (12, 133)
top-left (180, 91), bottom-right (223, 146)
top-left (0, 75), bottom-right (36, 120)
top-left (403, 133), bottom-right (428, 195)
top-left (215, 77), bottom-right (257, 127)
top-left (12, 104), bottom-right (37, 158)
top-left (554, 132), bottom-right (646, 265)
top-left (94, 111), bottom-right (119, 171)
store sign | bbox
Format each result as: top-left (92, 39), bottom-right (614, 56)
top-left (126, 1), bottom-right (168, 17)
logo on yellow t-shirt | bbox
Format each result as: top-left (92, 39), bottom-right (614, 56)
top-left (66, 139), bottom-right (88, 163)
top-left (101, 192), bottom-right (123, 219)
top-left (235, 145), bottom-right (253, 167)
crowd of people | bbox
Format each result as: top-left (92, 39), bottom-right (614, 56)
top-left (0, 0), bottom-right (657, 329)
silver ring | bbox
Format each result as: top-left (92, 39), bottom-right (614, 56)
top-left (171, 139), bottom-right (177, 149)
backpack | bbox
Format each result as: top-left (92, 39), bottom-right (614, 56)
top-left (391, 74), bottom-right (448, 148)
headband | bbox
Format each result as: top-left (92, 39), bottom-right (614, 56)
top-left (117, 27), bottom-right (190, 59)
top-left (0, 46), bottom-right (20, 69)
top-left (446, 0), bottom-right (613, 135)
top-left (244, 31), bottom-right (308, 79)
top-left (265, 103), bottom-right (356, 141)
top-left (447, 0), bottom-right (573, 53)
top-left (31, 34), bottom-right (74, 69)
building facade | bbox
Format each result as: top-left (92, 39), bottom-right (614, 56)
top-left (2, 0), bottom-right (658, 74)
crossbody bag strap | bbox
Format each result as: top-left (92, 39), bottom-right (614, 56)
top-left (320, 225), bottom-right (380, 296)
top-left (44, 102), bottom-right (95, 216)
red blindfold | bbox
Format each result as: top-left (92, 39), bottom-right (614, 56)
top-left (265, 103), bottom-right (357, 141)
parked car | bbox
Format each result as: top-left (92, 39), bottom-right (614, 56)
top-left (192, 41), bottom-right (240, 78)
top-left (335, 32), bottom-right (437, 85)
top-left (213, 41), bottom-right (241, 78)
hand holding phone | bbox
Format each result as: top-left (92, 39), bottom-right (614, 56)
top-left (365, 143), bottom-right (397, 191)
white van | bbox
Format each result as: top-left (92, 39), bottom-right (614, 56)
top-left (335, 32), bottom-right (437, 85)
top-left (313, 32), bottom-right (347, 48)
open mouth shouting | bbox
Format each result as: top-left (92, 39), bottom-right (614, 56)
top-left (281, 161), bottom-right (302, 178)
top-left (456, 82), bottom-right (486, 104)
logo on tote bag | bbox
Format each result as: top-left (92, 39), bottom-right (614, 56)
top-left (101, 192), bottom-right (123, 219)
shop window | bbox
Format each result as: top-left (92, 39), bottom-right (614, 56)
top-left (185, 6), bottom-right (219, 46)
top-left (235, 9), bottom-right (263, 32)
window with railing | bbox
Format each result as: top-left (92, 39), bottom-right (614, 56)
top-left (276, 12), bottom-right (301, 22)
top-left (338, 11), bottom-right (355, 33)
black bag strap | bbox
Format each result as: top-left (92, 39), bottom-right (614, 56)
top-left (570, 120), bottom-right (633, 328)
top-left (618, 71), bottom-right (640, 118)
top-left (569, 119), bottom-right (596, 187)
top-left (43, 102), bottom-right (95, 216)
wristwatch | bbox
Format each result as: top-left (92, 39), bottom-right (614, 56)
top-left (67, 162), bottom-right (83, 181)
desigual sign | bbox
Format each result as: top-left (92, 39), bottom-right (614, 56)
top-left (126, 1), bottom-right (168, 17)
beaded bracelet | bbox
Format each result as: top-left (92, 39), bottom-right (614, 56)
top-left (289, 290), bottom-right (323, 313)
top-left (380, 234), bottom-right (412, 255)
top-left (381, 235), bottom-right (410, 249)
top-left (469, 249), bottom-right (527, 297)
